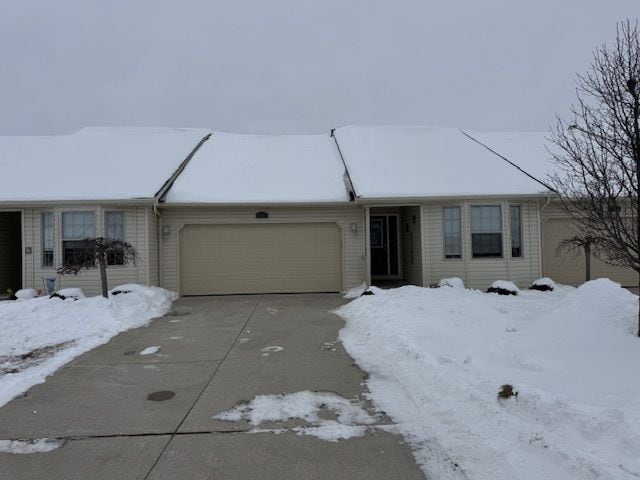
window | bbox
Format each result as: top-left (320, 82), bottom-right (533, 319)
top-left (105, 211), bottom-right (125, 265)
top-left (510, 205), bottom-right (522, 257)
top-left (443, 207), bottom-right (461, 259)
top-left (42, 212), bottom-right (54, 267)
top-left (370, 219), bottom-right (384, 248)
top-left (470, 205), bottom-right (502, 258)
top-left (62, 212), bottom-right (95, 265)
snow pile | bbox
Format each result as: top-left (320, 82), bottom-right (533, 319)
top-left (437, 277), bottom-right (465, 289)
top-left (343, 282), bottom-right (368, 299)
top-left (488, 279), bottom-right (519, 295)
top-left (530, 277), bottom-right (556, 292)
top-left (0, 284), bottom-right (177, 407)
top-left (213, 391), bottom-right (377, 442)
top-left (0, 438), bottom-right (65, 454)
top-left (53, 288), bottom-right (85, 300)
top-left (337, 281), bottom-right (640, 479)
top-left (14, 289), bottom-right (37, 300)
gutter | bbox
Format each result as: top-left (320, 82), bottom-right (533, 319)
top-left (152, 132), bottom-right (212, 215)
top-left (460, 130), bottom-right (558, 194)
top-left (330, 128), bottom-right (358, 201)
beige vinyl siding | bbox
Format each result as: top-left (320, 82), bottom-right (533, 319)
top-left (159, 206), bottom-right (365, 295)
top-left (21, 205), bottom-right (151, 296)
top-left (147, 209), bottom-right (159, 286)
top-left (400, 206), bottom-right (423, 285)
top-left (541, 203), bottom-right (638, 286)
top-left (0, 211), bottom-right (22, 293)
top-left (422, 199), bottom-right (541, 289)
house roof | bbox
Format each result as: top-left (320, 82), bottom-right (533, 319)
top-left (163, 132), bottom-right (351, 204)
top-left (333, 125), bottom-right (554, 200)
top-left (0, 127), bottom-right (210, 202)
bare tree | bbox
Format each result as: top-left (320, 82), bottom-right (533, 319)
top-left (549, 19), bottom-right (640, 336)
top-left (556, 234), bottom-right (602, 282)
top-left (57, 237), bottom-right (137, 298)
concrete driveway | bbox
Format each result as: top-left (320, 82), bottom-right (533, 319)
top-left (0, 294), bottom-right (425, 480)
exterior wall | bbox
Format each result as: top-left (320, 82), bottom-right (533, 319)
top-left (541, 203), bottom-right (638, 286)
top-left (158, 205), bottom-right (366, 294)
top-left (400, 206), bottom-right (423, 285)
top-left (421, 199), bottom-right (541, 289)
top-left (147, 209), bottom-right (159, 286)
top-left (21, 205), bottom-right (154, 296)
top-left (0, 211), bottom-right (22, 294)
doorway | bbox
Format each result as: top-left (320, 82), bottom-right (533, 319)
top-left (370, 214), bottom-right (400, 278)
top-left (0, 212), bottom-right (22, 297)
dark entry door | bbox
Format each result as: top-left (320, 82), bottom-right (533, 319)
top-left (370, 215), bottom-right (399, 277)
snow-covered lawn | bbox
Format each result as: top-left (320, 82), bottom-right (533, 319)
top-left (0, 284), bottom-right (176, 408)
top-left (337, 279), bottom-right (640, 480)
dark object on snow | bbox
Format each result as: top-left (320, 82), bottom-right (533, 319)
top-left (529, 284), bottom-right (554, 292)
top-left (110, 289), bottom-right (131, 296)
top-left (487, 287), bottom-right (517, 296)
top-left (49, 292), bottom-right (68, 301)
top-left (361, 290), bottom-right (374, 296)
top-left (147, 390), bottom-right (175, 402)
top-left (498, 384), bottom-right (518, 400)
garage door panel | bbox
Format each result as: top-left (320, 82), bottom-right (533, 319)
top-left (180, 223), bottom-right (342, 295)
top-left (543, 218), bottom-right (637, 286)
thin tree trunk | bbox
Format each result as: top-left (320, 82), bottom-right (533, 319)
top-left (584, 242), bottom-right (591, 282)
top-left (98, 253), bottom-right (108, 299)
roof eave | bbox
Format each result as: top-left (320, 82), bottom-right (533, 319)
top-left (353, 192), bottom-right (556, 205)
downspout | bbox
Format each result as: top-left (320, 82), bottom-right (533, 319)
top-left (538, 197), bottom-right (551, 279)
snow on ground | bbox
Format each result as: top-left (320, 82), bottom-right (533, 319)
top-left (139, 345), bottom-right (162, 355)
top-left (0, 438), bottom-right (65, 454)
top-left (437, 277), bottom-right (465, 289)
top-left (213, 391), bottom-right (377, 442)
top-left (0, 284), bottom-right (176, 407)
top-left (337, 280), bottom-right (640, 479)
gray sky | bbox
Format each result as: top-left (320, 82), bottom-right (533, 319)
top-left (1, 0), bottom-right (637, 135)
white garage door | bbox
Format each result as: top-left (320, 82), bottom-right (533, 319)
top-left (180, 223), bottom-right (342, 295)
top-left (543, 218), bottom-right (638, 286)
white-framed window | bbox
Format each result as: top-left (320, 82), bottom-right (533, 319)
top-left (510, 205), bottom-right (523, 258)
top-left (105, 211), bottom-right (125, 265)
top-left (41, 212), bottom-right (54, 267)
top-left (470, 205), bottom-right (502, 258)
top-left (443, 206), bottom-right (461, 259)
top-left (61, 211), bottom-right (95, 265)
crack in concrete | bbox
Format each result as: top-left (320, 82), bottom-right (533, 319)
top-left (142, 295), bottom-right (263, 480)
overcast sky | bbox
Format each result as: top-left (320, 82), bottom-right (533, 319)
top-left (0, 1), bottom-right (637, 135)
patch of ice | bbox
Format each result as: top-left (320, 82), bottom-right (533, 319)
top-left (213, 391), bottom-right (377, 442)
top-left (437, 277), bottom-right (465, 289)
top-left (169, 336), bottom-right (183, 340)
top-left (139, 346), bottom-right (161, 355)
top-left (0, 438), bottom-right (64, 454)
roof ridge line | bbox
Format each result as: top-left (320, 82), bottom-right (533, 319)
top-left (459, 130), bottom-right (556, 193)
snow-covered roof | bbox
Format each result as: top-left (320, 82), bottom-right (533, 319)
top-left (333, 125), bottom-right (554, 200)
top-left (0, 127), bottom-right (211, 202)
top-left (463, 130), bottom-right (556, 188)
top-left (163, 132), bottom-right (351, 204)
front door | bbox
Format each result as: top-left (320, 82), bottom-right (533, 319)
top-left (370, 215), bottom-right (399, 277)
